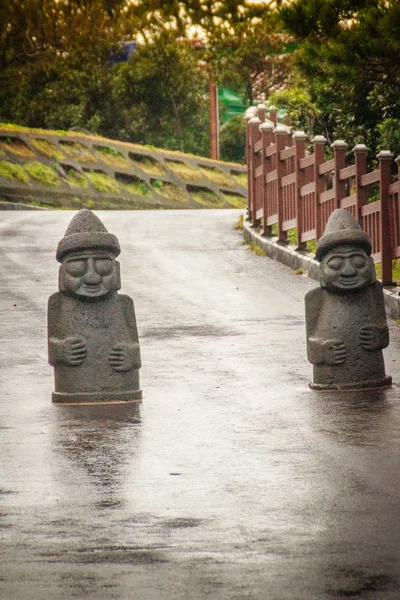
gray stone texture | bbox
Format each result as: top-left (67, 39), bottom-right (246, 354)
top-left (48, 209), bottom-right (142, 403)
top-left (305, 209), bottom-right (391, 390)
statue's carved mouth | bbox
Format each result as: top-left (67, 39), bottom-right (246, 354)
top-left (82, 284), bottom-right (103, 293)
top-left (337, 278), bottom-right (360, 286)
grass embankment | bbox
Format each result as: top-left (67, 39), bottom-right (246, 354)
top-left (0, 123), bottom-right (248, 211)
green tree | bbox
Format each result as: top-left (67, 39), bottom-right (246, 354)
top-left (219, 115), bottom-right (246, 163)
top-left (0, 0), bottom-right (125, 127)
top-left (109, 34), bottom-right (209, 154)
top-left (0, 0), bottom-right (289, 157)
top-left (197, 2), bottom-right (291, 105)
top-left (276, 0), bottom-right (400, 155)
top-left (0, 1), bottom-right (209, 154)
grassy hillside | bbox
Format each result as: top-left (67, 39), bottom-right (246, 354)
top-left (0, 124), bottom-right (247, 210)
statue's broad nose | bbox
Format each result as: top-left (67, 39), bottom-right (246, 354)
top-left (341, 258), bottom-right (357, 276)
top-left (83, 259), bottom-right (102, 284)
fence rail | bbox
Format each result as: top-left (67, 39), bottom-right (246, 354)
top-left (245, 106), bottom-right (400, 285)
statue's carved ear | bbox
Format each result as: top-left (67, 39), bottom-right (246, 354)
top-left (58, 266), bottom-right (65, 292)
top-left (369, 256), bottom-right (377, 283)
top-left (115, 260), bottom-right (121, 291)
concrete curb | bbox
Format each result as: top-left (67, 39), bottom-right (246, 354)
top-left (0, 201), bottom-right (48, 210)
top-left (243, 216), bottom-right (400, 321)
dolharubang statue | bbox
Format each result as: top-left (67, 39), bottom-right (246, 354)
top-left (305, 208), bottom-right (391, 390)
top-left (48, 209), bottom-right (142, 403)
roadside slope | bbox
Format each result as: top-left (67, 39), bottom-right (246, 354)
top-left (0, 124), bottom-right (247, 210)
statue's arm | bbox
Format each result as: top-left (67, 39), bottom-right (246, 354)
top-left (305, 289), bottom-right (323, 364)
top-left (305, 288), bottom-right (346, 365)
top-left (48, 293), bottom-right (62, 366)
top-left (373, 283), bottom-right (389, 348)
top-left (359, 284), bottom-right (389, 351)
top-left (120, 295), bottom-right (140, 342)
top-left (109, 295), bottom-right (141, 372)
top-left (48, 293), bottom-right (87, 366)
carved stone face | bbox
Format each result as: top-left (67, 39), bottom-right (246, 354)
top-left (60, 249), bottom-right (119, 299)
top-left (320, 244), bottom-right (375, 292)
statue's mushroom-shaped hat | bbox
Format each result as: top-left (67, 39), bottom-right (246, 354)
top-left (56, 209), bottom-right (120, 262)
top-left (316, 208), bottom-right (372, 262)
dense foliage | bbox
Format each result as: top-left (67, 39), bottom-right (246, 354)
top-left (2, 0), bottom-right (399, 161)
top-left (0, 1), bottom-right (214, 154)
top-left (272, 0), bottom-right (400, 158)
top-left (219, 115), bottom-right (247, 164)
top-left (0, 0), bottom-right (284, 159)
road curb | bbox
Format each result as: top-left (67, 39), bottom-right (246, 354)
top-left (243, 216), bottom-right (400, 321)
top-left (0, 201), bottom-right (48, 210)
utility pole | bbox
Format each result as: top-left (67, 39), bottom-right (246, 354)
top-left (209, 80), bottom-right (219, 160)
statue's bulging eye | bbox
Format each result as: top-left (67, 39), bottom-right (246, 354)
top-left (327, 257), bottom-right (343, 270)
top-left (95, 258), bottom-right (113, 276)
top-left (351, 255), bottom-right (367, 268)
top-left (65, 259), bottom-right (86, 277)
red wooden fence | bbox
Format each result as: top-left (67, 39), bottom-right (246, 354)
top-left (245, 105), bottom-right (400, 286)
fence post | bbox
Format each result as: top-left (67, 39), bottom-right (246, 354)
top-left (259, 119), bottom-right (275, 236)
top-left (293, 131), bottom-right (308, 250)
top-left (331, 140), bottom-right (347, 208)
top-left (244, 108), bottom-right (257, 221)
top-left (353, 144), bottom-right (369, 224)
top-left (396, 156), bottom-right (400, 248)
top-left (268, 105), bottom-right (278, 128)
top-left (285, 124), bottom-right (293, 148)
top-left (397, 154), bottom-right (400, 186)
top-left (274, 125), bottom-right (288, 244)
top-left (257, 103), bottom-right (266, 124)
top-left (248, 116), bottom-right (262, 227)
top-left (378, 150), bottom-right (395, 286)
top-left (312, 135), bottom-right (327, 241)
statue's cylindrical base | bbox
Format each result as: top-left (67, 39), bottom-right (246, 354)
top-left (309, 375), bottom-right (392, 391)
top-left (52, 388), bottom-right (142, 404)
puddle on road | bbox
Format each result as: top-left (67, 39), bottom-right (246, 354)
top-left (141, 324), bottom-right (241, 339)
top-left (237, 315), bottom-right (304, 329)
top-left (39, 547), bottom-right (170, 564)
top-left (325, 567), bottom-right (397, 597)
top-left (308, 387), bottom-right (399, 446)
top-left (162, 517), bottom-right (204, 529)
top-left (50, 402), bottom-right (142, 510)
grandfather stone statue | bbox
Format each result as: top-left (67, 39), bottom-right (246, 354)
top-left (48, 209), bottom-right (142, 403)
top-left (305, 208), bottom-right (391, 390)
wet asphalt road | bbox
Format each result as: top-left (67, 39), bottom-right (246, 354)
top-left (2, 209), bottom-right (400, 599)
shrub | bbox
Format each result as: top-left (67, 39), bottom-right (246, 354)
top-left (0, 160), bottom-right (30, 183)
top-left (219, 116), bottom-right (246, 164)
top-left (24, 161), bottom-right (60, 186)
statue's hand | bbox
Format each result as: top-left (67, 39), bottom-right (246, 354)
top-left (322, 339), bottom-right (346, 365)
top-left (359, 324), bottom-right (387, 351)
top-left (307, 337), bottom-right (324, 364)
top-left (51, 336), bottom-right (87, 366)
top-left (109, 342), bottom-right (141, 372)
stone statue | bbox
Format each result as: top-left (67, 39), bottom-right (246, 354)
top-left (48, 209), bottom-right (142, 403)
top-left (305, 208), bottom-right (391, 390)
